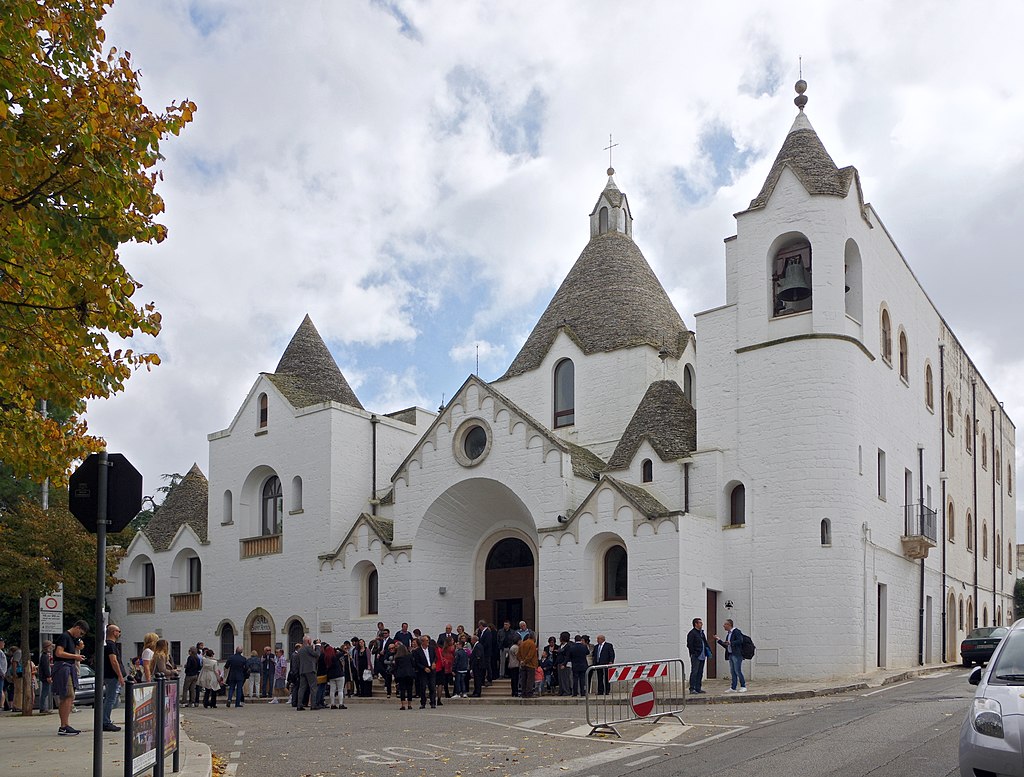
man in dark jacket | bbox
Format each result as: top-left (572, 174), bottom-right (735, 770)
top-left (686, 617), bottom-right (712, 694)
top-left (714, 619), bottom-right (747, 693)
top-left (567, 636), bottom-right (590, 697)
top-left (260, 647), bottom-right (275, 698)
top-left (591, 635), bottom-right (615, 695)
top-left (410, 636), bottom-right (438, 708)
top-left (476, 621), bottom-right (497, 684)
top-left (223, 647), bottom-right (248, 708)
top-left (294, 637), bottom-right (322, 710)
top-left (469, 635), bottom-right (487, 697)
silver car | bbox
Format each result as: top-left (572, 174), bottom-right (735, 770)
top-left (960, 618), bottom-right (1024, 776)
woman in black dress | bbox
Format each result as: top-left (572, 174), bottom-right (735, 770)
top-left (393, 642), bottom-right (415, 710)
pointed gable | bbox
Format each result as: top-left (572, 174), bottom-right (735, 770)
top-left (500, 229), bottom-right (688, 381)
top-left (606, 380), bottom-right (696, 470)
top-left (142, 464), bottom-right (209, 552)
top-left (266, 314), bottom-right (364, 410)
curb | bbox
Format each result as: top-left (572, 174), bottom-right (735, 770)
top-left (179, 719), bottom-right (212, 777)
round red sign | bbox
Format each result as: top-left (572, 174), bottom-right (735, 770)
top-left (630, 679), bottom-right (656, 718)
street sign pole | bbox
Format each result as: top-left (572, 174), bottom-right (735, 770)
top-left (93, 451), bottom-right (108, 777)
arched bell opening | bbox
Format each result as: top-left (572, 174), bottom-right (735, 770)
top-left (768, 233), bottom-right (813, 318)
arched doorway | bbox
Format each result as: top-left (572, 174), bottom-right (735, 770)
top-left (286, 618), bottom-right (305, 652)
top-left (476, 537), bottom-right (535, 629)
top-left (946, 592), bottom-right (957, 662)
top-left (245, 609), bottom-right (275, 654)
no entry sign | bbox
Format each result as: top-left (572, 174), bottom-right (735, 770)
top-left (630, 679), bottom-right (656, 718)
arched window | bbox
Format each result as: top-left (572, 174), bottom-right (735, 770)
top-left (966, 512), bottom-right (974, 551)
top-left (898, 331), bottom-right (909, 380)
top-left (982, 434), bottom-right (988, 468)
top-left (603, 545), bottom-right (627, 601)
top-left (143, 562), bottom-right (155, 597)
top-left (995, 450), bottom-right (1002, 482)
top-left (291, 476), bottom-right (303, 511)
top-left (187, 557), bottom-right (202, 593)
top-left (983, 521), bottom-right (988, 558)
top-left (1009, 543), bottom-right (1013, 573)
top-left (844, 239), bottom-right (863, 321)
top-left (880, 309), bottom-right (892, 363)
top-left (772, 240), bottom-right (812, 317)
top-left (222, 490), bottom-right (233, 525)
top-left (924, 364), bottom-right (934, 410)
top-left (220, 623), bottom-right (235, 659)
top-left (1009, 466), bottom-right (1013, 496)
top-left (946, 393), bottom-right (954, 435)
top-left (261, 476), bottom-right (283, 536)
top-left (599, 207), bottom-right (609, 234)
top-left (997, 532), bottom-right (1002, 567)
top-left (729, 484), bottom-right (745, 526)
top-left (958, 598), bottom-right (964, 630)
top-left (641, 459), bottom-right (653, 483)
top-left (820, 518), bottom-right (832, 546)
top-left (258, 393), bottom-right (268, 428)
top-left (366, 568), bottom-right (379, 615)
top-left (984, 606), bottom-right (989, 627)
top-left (965, 415), bottom-right (972, 453)
top-left (553, 358), bottom-right (575, 428)
top-left (287, 619), bottom-right (305, 650)
top-left (947, 502), bottom-right (955, 543)
top-left (683, 364), bottom-right (695, 405)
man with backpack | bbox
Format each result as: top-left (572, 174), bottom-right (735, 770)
top-left (714, 619), bottom-right (753, 693)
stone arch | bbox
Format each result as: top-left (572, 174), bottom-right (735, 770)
top-left (584, 532), bottom-right (628, 604)
top-left (946, 590), bottom-right (957, 662)
top-left (768, 231), bottom-right (813, 318)
top-left (844, 238), bottom-right (863, 322)
top-left (284, 616), bottom-right (309, 650)
top-left (127, 554), bottom-right (155, 598)
top-left (240, 464), bottom-right (281, 537)
top-left (243, 607), bottom-right (276, 654)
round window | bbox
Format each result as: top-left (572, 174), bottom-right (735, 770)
top-left (463, 425), bottom-right (487, 460)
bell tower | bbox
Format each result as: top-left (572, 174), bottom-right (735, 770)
top-left (589, 168), bottom-right (634, 240)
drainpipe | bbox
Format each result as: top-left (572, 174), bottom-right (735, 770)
top-left (972, 380), bottom-right (978, 626)
top-left (992, 406), bottom-right (997, 621)
top-left (370, 414), bottom-right (380, 516)
top-left (918, 445), bottom-right (925, 665)
top-left (939, 344), bottom-right (948, 661)
top-left (683, 462), bottom-right (690, 513)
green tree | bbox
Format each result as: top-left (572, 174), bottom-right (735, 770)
top-left (0, 0), bottom-right (195, 484)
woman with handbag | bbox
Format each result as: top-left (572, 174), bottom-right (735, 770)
top-left (197, 649), bottom-right (220, 708)
top-left (353, 639), bottom-right (372, 697)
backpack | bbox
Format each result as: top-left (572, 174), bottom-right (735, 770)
top-left (740, 634), bottom-right (756, 660)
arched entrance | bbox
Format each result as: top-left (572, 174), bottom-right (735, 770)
top-left (286, 618), bottom-right (306, 651)
top-left (946, 592), bottom-right (957, 662)
top-left (245, 609), bottom-right (275, 654)
top-left (476, 537), bottom-right (535, 628)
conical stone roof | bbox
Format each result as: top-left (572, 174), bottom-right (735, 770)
top-left (499, 231), bottom-right (688, 379)
top-left (747, 112), bottom-right (857, 211)
top-left (266, 314), bottom-right (364, 410)
top-left (606, 380), bottom-right (696, 469)
top-left (142, 463), bottom-right (209, 552)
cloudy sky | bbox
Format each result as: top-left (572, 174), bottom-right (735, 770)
top-left (86, 1), bottom-right (1022, 525)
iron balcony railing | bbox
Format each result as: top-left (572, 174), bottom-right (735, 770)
top-left (904, 502), bottom-right (938, 543)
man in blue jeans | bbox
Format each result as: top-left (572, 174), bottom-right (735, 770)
top-left (224, 646), bottom-right (248, 708)
top-left (103, 625), bottom-right (125, 731)
top-left (714, 619), bottom-right (747, 693)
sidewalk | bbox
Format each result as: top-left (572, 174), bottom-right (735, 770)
top-left (0, 706), bottom-right (210, 777)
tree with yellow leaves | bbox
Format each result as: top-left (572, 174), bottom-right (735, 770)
top-left (0, 0), bottom-right (195, 483)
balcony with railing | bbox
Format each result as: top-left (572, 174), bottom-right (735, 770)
top-left (170, 592), bottom-right (202, 612)
top-left (902, 503), bottom-right (938, 559)
top-left (127, 596), bottom-right (155, 614)
top-left (240, 533), bottom-right (282, 559)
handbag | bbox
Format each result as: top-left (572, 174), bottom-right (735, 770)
top-left (362, 669), bottom-right (373, 682)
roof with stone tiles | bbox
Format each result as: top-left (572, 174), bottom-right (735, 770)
top-left (266, 314), bottom-right (364, 410)
top-left (746, 112), bottom-right (858, 211)
top-left (606, 380), bottom-right (696, 470)
top-left (498, 230), bottom-right (689, 379)
top-left (142, 463), bottom-right (208, 551)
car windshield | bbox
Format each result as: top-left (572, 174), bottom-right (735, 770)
top-left (968, 627), bottom-right (1008, 640)
top-left (987, 631), bottom-right (1024, 683)
top-left (79, 664), bottom-right (94, 678)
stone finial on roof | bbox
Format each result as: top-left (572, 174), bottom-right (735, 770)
top-left (268, 314), bottom-right (364, 410)
top-left (141, 463), bottom-right (209, 551)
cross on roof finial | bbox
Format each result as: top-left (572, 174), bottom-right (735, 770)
top-left (603, 133), bottom-right (619, 175)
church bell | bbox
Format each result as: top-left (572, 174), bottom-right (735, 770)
top-left (777, 256), bottom-right (811, 302)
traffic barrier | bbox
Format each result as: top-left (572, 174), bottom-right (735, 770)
top-left (585, 657), bottom-right (686, 737)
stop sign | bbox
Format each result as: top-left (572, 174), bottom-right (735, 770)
top-left (630, 679), bottom-right (656, 718)
top-left (68, 453), bottom-right (143, 533)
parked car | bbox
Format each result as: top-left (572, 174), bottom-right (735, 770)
top-left (961, 626), bottom-right (1009, 666)
top-left (75, 663), bottom-right (95, 706)
top-left (959, 619), bottom-right (1024, 776)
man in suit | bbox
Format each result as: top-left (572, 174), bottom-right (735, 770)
top-left (591, 635), bottom-right (615, 695)
top-left (567, 635), bottom-right (590, 697)
top-left (714, 619), bottom-right (747, 693)
top-left (556, 632), bottom-right (572, 695)
top-left (411, 636), bottom-right (438, 708)
top-left (476, 620), bottom-right (497, 684)
top-left (373, 629), bottom-right (395, 697)
top-left (437, 624), bottom-right (456, 647)
top-left (295, 637), bottom-right (322, 710)
top-left (497, 620), bottom-right (514, 678)
top-left (469, 635), bottom-right (487, 697)
top-left (686, 617), bottom-right (711, 694)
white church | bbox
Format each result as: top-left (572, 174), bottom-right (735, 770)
top-left (110, 83), bottom-right (1017, 681)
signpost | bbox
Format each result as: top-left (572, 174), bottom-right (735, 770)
top-left (68, 452), bottom-right (143, 777)
top-left (39, 585), bottom-right (63, 635)
top-left (630, 679), bottom-right (656, 718)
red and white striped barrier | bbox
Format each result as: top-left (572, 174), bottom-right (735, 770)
top-left (606, 662), bottom-right (671, 682)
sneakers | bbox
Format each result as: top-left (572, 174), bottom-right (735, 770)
top-left (58, 726), bottom-right (81, 736)
top-left (724, 688), bottom-right (736, 693)
top-left (738, 687), bottom-right (748, 693)
top-left (103, 723), bottom-right (121, 732)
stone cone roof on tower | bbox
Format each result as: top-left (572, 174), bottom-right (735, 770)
top-left (591, 173), bottom-right (624, 211)
top-left (605, 380), bottom-right (696, 469)
top-left (267, 314), bottom-right (364, 410)
top-left (499, 231), bottom-right (689, 379)
top-left (747, 112), bottom-right (858, 211)
top-left (142, 463), bottom-right (209, 552)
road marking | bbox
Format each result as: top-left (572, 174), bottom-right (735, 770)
top-left (755, 718), bottom-right (776, 724)
top-left (516, 745), bottom-right (652, 777)
top-left (233, 739), bottom-right (243, 746)
top-left (624, 755), bottom-right (662, 766)
top-left (229, 751), bottom-right (240, 759)
top-left (236, 730), bottom-right (245, 736)
top-left (684, 726), bottom-right (748, 748)
top-left (563, 724), bottom-right (596, 737)
top-left (225, 765), bottom-right (238, 777)
top-left (634, 724), bottom-right (693, 744)
top-left (517, 718), bottom-right (553, 729)
top-left (861, 681), bottom-right (914, 696)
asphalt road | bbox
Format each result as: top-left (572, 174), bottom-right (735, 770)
top-left (183, 670), bottom-right (974, 777)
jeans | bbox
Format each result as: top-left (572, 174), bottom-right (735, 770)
top-left (102, 678), bottom-right (120, 725)
top-left (261, 669), bottom-right (274, 697)
top-left (728, 653), bottom-right (746, 690)
top-left (38, 680), bottom-right (53, 712)
top-left (228, 676), bottom-right (245, 706)
top-left (327, 678), bottom-right (345, 707)
top-left (689, 655), bottom-right (706, 692)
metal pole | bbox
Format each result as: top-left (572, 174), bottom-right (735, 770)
top-left (94, 451), bottom-right (109, 777)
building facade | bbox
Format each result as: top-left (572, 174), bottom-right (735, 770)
top-left (110, 84), bottom-right (1016, 679)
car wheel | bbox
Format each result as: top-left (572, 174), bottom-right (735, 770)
top-left (962, 659), bottom-right (972, 667)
